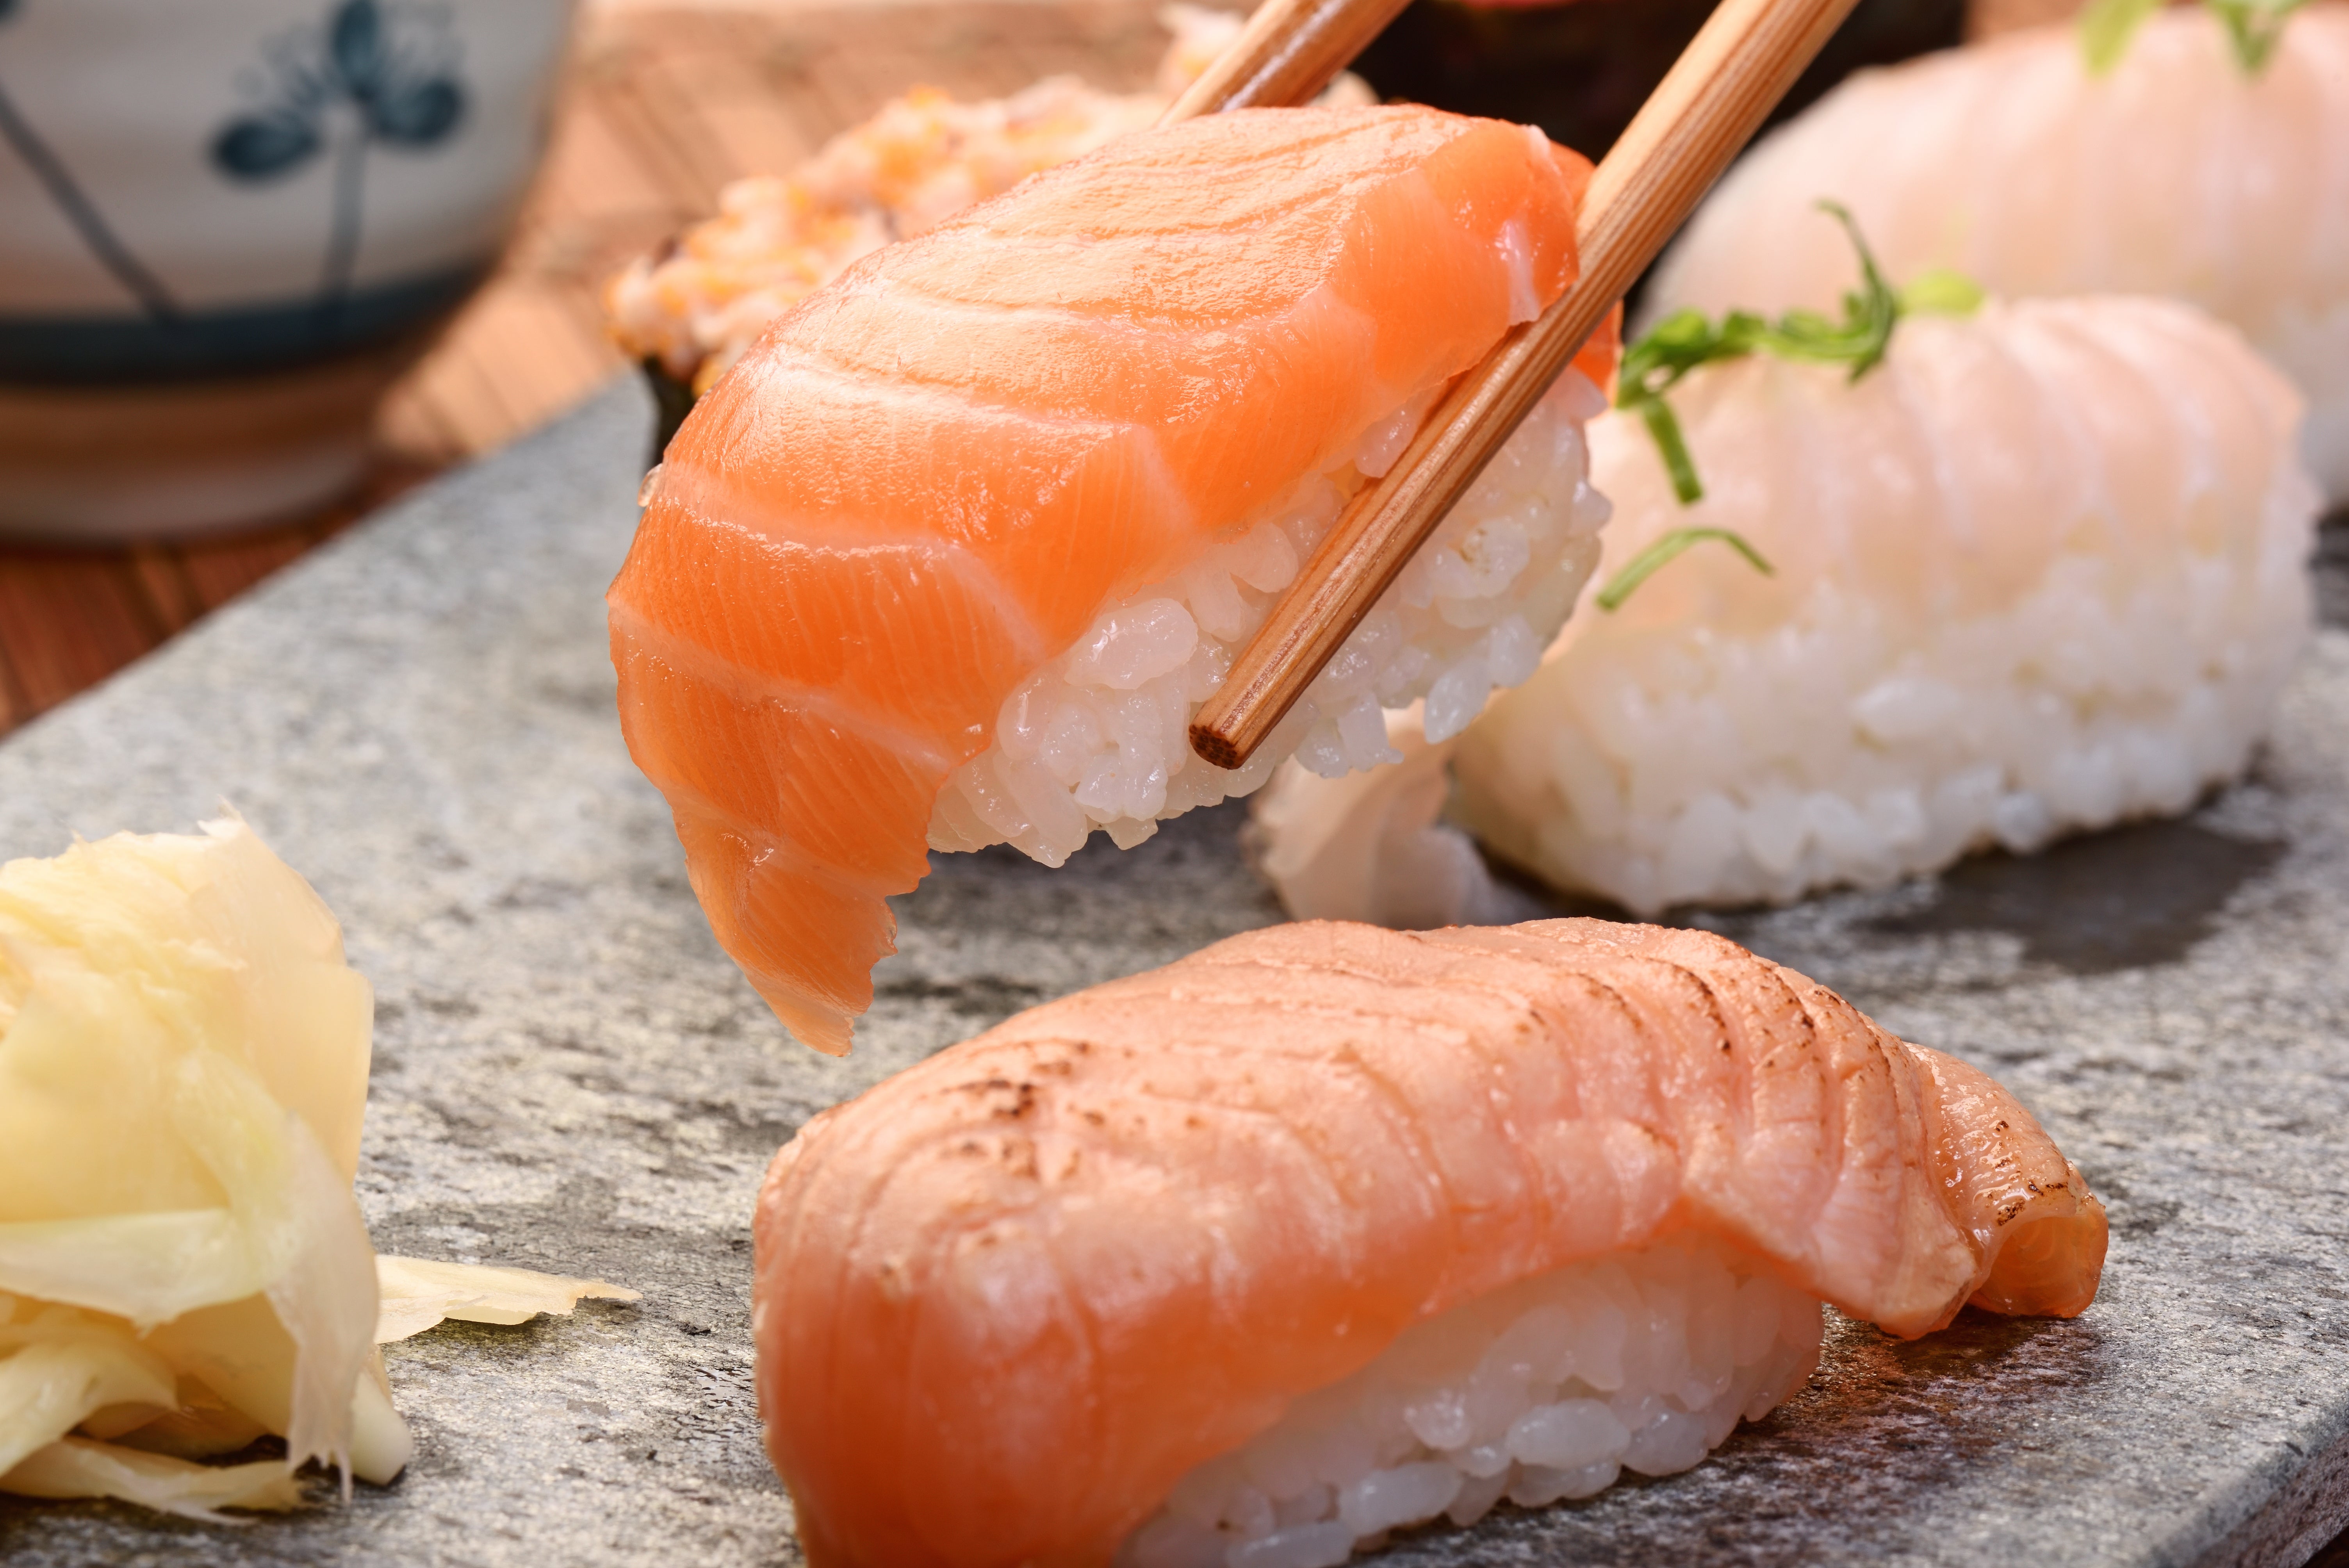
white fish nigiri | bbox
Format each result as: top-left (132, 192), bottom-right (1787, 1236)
top-left (1643, 5), bottom-right (2349, 501)
top-left (1255, 294), bottom-right (2317, 921)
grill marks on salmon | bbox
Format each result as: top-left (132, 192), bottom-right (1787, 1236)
top-left (753, 918), bottom-right (2106, 1567)
top-left (608, 107), bottom-right (1597, 1053)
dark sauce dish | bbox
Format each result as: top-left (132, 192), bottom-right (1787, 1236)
top-left (1351, 0), bottom-right (1964, 168)
top-left (1351, 0), bottom-right (1965, 323)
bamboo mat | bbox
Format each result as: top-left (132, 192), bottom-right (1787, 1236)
top-left (0, 0), bottom-right (1173, 740)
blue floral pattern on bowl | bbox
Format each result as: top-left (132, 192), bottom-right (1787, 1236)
top-left (0, 0), bottom-right (571, 386)
top-left (214, 0), bottom-right (467, 321)
top-left (0, 0), bottom-right (182, 325)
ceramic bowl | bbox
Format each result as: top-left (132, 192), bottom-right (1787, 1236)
top-left (0, 0), bottom-right (574, 539)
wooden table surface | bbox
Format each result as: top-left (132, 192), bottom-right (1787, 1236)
top-left (0, 0), bottom-right (1176, 741)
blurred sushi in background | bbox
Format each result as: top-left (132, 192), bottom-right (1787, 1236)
top-left (1644, 2), bottom-right (2349, 501)
top-left (605, 5), bottom-right (1371, 426)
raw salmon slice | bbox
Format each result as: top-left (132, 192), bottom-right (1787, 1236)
top-left (754, 918), bottom-right (2106, 1567)
top-left (608, 106), bottom-right (1615, 1053)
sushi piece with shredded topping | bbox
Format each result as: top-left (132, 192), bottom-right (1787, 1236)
top-left (605, 5), bottom-right (1374, 396)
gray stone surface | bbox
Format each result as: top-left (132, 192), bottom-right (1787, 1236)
top-left (0, 379), bottom-right (2344, 1566)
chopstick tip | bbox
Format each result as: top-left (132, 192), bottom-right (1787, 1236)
top-left (1188, 719), bottom-right (1249, 773)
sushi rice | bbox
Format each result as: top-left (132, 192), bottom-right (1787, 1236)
top-left (1119, 1234), bottom-right (1821, 1568)
top-left (926, 369), bottom-right (1614, 867)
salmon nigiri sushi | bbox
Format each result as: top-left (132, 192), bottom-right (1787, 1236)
top-left (607, 106), bottom-right (1622, 1053)
top-left (754, 918), bottom-right (2107, 1567)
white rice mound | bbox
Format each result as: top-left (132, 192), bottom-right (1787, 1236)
top-left (1117, 1233), bottom-right (1825, 1568)
top-left (1452, 295), bottom-right (2320, 916)
top-left (926, 369), bottom-right (1613, 867)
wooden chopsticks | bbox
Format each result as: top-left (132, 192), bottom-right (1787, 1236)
top-left (1158, 0), bottom-right (1415, 124)
top-left (1180, 0), bottom-right (1863, 772)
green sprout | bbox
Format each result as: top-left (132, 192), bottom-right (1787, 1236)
top-left (1599, 203), bottom-right (1982, 613)
top-left (1594, 529), bottom-right (1776, 611)
top-left (1615, 201), bottom-right (1905, 508)
top-left (2206, 0), bottom-right (2308, 71)
top-left (1898, 267), bottom-right (1987, 317)
top-left (2080, 0), bottom-right (2306, 75)
top-left (2079, 0), bottom-right (2164, 73)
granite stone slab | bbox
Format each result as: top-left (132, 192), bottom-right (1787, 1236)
top-left (0, 379), bottom-right (2344, 1568)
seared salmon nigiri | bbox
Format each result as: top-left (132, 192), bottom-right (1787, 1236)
top-left (754, 918), bottom-right (2107, 1567)
top-left (608, 106), bottom-right (1622, 1053)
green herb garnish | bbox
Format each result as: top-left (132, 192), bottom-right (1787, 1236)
top-left (2079, 0), bottom-right (2164, 73)
top-left (1898, 267), bottom-right (1988, 317)
top-left (1600, 203), bottom-right (1977, 613)
top-left (2206, 0), bottom-right (2307, 71)
top-left (1615, 200), bottom-right (1905, 509)
top-left (2081, 0), bottom-right (2306, 75)
top-left (1616, 196), bottom-right (1926, 511)
top-left (1594, 528), bottom-right (1777, 611)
